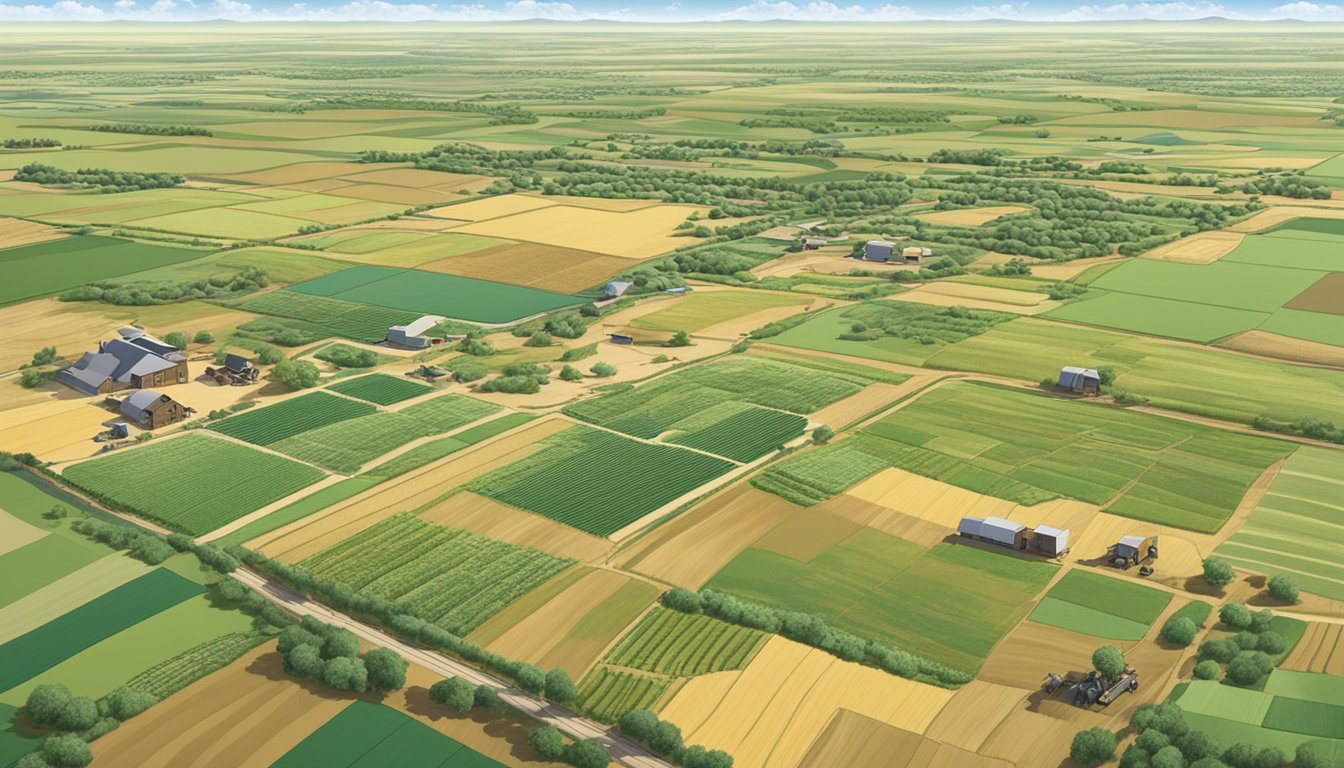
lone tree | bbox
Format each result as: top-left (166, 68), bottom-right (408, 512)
top-left (811, 425), bottom-right (834, 445)
top-left (528, 725), bottom-right (565, 759)
top-left (1070, 727), bottom-right (1117, 766)
top-left (428, 677), bottom-right (475, 713)
top-left (1267, 574), bottom-right (1299, 604)
top-left (363, 648), bottom-right (408, 693)
top-left (1092, 645), bottom-right (1125, 680)
top-left (1160, 615), bottom-right (1198, 647)
top-left (1202, 557), bottom-right (1235, 587)
top-left (667, 330), bottom-right (692, 347)
top-left (544, 669), bottom-right (578, 705)
top-left (590, 361), bottom-right (616, 378)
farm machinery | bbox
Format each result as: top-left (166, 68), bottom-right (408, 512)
top-left (1043, 668), bottom-right (1139, 708)
top-left (205, 354), bottom-right (259, 386)
top-left (1108, 534), bottom-right (1159, 574)
top-left (410, 364), bottom-right (449, 381)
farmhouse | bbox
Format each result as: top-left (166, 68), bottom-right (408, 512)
top-left (863, 240), bottom-right (895, 262)
top-left (902, 246), bottom-right (932, 263)
top-left (58, 327), bottom-right (189, 396)
top-left (386, 315), bottom-right (446, 350)
top-left (1058, 366), bottom-right (1102, 395)
top-left (604, 280), bottom-right (633, 298)
top-left (118, 390), bottom-right (191, 429)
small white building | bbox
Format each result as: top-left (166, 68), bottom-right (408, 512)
top-left (902, 246), bottom-right (933, 263)
top-left (863, 240), bottom-right (895, 262)
top-left (386, 315), bottom-right (446, 349)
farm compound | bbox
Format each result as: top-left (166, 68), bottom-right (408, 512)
top-left (59, 327), bottom-right (189, 395)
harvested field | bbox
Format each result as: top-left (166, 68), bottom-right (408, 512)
top-left (419, 492), bottom-right (610, 562)
top-left (486, 569), bottom-right (657, 677)
top-left (616, 484), bottom-right (803, 588)
top-left (809, 382), bottom-right (914, 432)
top-left (846, 467), bottom-right (1018, 529)
top-left (418, 241), bottom-right (631, 293)
top-left (62, 434), bottom-right (324, 536)
top-left (978, 702), bottom-right (1110, 768)
top-left (895, 287), bottom-right (1058, 315)
top-left (256, 417), bottom-right (570, 560)
top-left (452, 203), bottom-right (703, 258)
top-left (426, 194), bottom-right (558, 221)
top-left (1141, 230), bottom-right (1244, 264)
top-left (1229, 206), bottom-right (1344, 233)
top-left (1282, 622), bottom-right (1344, 675)
top-left (915, 205), bottom-right (1030, 226)
top-left (659, 636), bottom-right (954, 768)
top-left (301, 512), bottom-right (574, 635)
top-left (629, 290), bottom-right (808, 333)
top-left (967, 614), bottom-right (1102, 690)
top-left (922, 680), bottom-right (1029, 752)
top-left (799, 710), bottom-right (1013, 768)
top-left (0, 218), bottom-right (66, 249)
top-left (1219, 330), bottom-right (1344, 368)
top-left (750, 508), bottom-right (863, 562)
top-left (1284, 272), bottom-right (1344, 315)
top-left (909, 281), bottom-right (1050, 308)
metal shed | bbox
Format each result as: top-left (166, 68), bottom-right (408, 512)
top-left (1031, 525), bottom-right (1070, 557)
top-left (958, 516), bottom-right (1028, 549)
top-left (864, 240), bottom-right (895, 262)
top-left (1059, 366), bottom-right (1101, 395)
top-left (387, 315), bottom-right (446, 349)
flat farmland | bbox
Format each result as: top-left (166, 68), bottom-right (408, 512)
top-left (575, 667), bottom-right (671, 723)
top-left (294, 229), bottom-right (507, 268)
top-left (450, 200), bottom-right (702, 258)
top-left (326, 373), bottom-right (432, 405)
top-left (0, 218), bottom-right (66, 249)
top-left (757, 382), bottom-right (1289, 532)
top-left (239, 290), bottom-right (420, 342)
top-left (470, 425), bottom-right (734, 536)
top-left (667, 403), bottom-right (807, 462)
top-left (1027, 569), bottom-right (1170, 640)
top-left (1215, 446), bottom-right (1344, 600)
top-left (630, 290), bottom-right (808, 333)
top-left (212, 391), bottom-right (376, 445)
top-left (0, 234), bottom-right (212, 305)
top-left (300, 512), bottom-right (575, 635)
top-left (766, 301), bottom-right (1014, 366)
top-left (706, 529), bottom-right (1057, 674)
top-left (419, 241), bottom-right (632, 293)
top-left (62, 434), bottom-right (325, 535)
top-left (604, 607), bottom-right (769, 676)
top-left (288, 265), bottom-right (580, 324)
top-left (271, 700), bottom-right (507, 768)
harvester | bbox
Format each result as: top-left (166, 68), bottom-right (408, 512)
top-left (1042, 667), bottom-right (1139, 708)
top-left (204, 354), bottom-right (259, 386)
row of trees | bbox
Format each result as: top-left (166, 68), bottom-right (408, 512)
top-left (15, 163), bottom-right (183, 192)
top-left (16, 684), bottom-right (158, 768)
top-left (618, 709), bottom-right (734, 768)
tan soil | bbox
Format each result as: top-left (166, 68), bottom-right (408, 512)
top-left (615, 484), bottom-right (803, 588)
top-left (809, 382), bottom-right (910, 432)
top-left (915, 206), bottom-right (1031, 227)
top-left (750, 509), bottom-right (864, 562)
top-left (420, 491), bottom-right (612, 563)
top-left (418, 242), bottom-right (632, 293)
top-left (326, 182), bottom-right (460, 207)
top-left (1284, 272), bottom-right (1344, 315)
top-left (0, 218), bottom-right (68, 249)
top-left (451, 203), bottom-right (705, 259)
top-left (923, 680), bottom-right (1032, 752)
top-left (1219, 330), bottom-right (1344, 368)
top-left (1282, 622), bottom-right (1344, 674)
top-left (1141, 231), bottom-right (1243, 265)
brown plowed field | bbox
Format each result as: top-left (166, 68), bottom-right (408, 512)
top-left (420, 491), bottom-right (611, 562)
top-left (1284, 272), bottom-right (1344, 315)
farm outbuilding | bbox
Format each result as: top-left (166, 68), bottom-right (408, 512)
top-left (1058, 366), bottom-right (1101, 395)
top-left (863, 240), bottom-right (895, 262)
top-left (958, 516), bottom-right (1028, 549)
top-left (604, 280), bottom-right (633, 298)
top-left (1030, 525), bottom-right (1071, 557)
top-left (605, 325), bottom-right (675, 346)
top-left (800, 237), bottom-right (827, 251)
top-left (59, 328), bottom-right (189, 395)
top-left (205, 354), bottom-right (259, 386)
top-left (386, 315), bottom-right (446, 350)
top-left (902, 246), bottom-right (932, 263)
top-left (1109, 534), bottom-right (1159, 569)
top-left (118, 390), bottom-right (190, 429)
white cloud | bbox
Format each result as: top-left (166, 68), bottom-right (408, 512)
top-left (710, 0), bottom-right (922, 20)
top-left (1269, 0), bottom-right (1344, 17)
top-left (1056, 0), bottom-right (1245, 18)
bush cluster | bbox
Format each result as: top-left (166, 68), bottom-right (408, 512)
top-left (276, 616), bottom-right (408, 694)
top-left (69, 519), bottom-right (174, 565)
top-left (618, 709), bottom-right (733, 768)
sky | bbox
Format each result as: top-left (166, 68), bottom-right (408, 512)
top-left (3, 0), bottom-right (1344, 25)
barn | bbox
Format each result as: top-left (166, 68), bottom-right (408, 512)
top-left (59, 328), bottom-right (189, 395)
top-left (118, 390), bottom-right (190, 430)
top-left (863, 240), bottom-right (895, 262)
top-left (1030, 525), bottom-right (1071, 557)
top-left (1058, 366), bottom-right (1102, 395)
top-left (386, 315), bottom-right (446, 349)
top-left (958, 516), bottom-right (1028, 549)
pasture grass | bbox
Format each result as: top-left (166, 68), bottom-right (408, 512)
top-left (239, 291), bottom-right (421, 343)
top-left (271, 700), bottom-right (506, 768)
top-left (630, 290), bottom-right (807, 332)
top-left (63, 434), bottom-right (324, 535)
top-left (1027, 570), bottom-right (1170, 639)
top-left (0, 234), bottom-right (212, 305)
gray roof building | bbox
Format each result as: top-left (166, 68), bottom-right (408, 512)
top-left (58, 333), bottom-right (186, 395)
top-left (387, 315), bottom-right (446, 349)
top-left (1059, 366), bottom-right (1101, 393)
top-left (604, 280), bottom-right (633, 298)
top-left (119, 389), bottom-right (164, 422)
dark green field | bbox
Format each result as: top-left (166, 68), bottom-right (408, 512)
top-left (0, 235), bottom-right (211, 305)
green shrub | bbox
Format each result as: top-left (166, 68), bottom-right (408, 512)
top-left (591, 361), bottom-right (616, 377)
top-left (1225, 651), bottom-right (1272, 686)
top-left (1203, 557), bottom-right (1235, 587)
top-left (1219, 603), bottom-right (1252, 630)
top-left (428, 677), bottom-right (474, 712)
top-left (544, 668), bottom-right (578, 704)
top-left (1093, 645), bottom-right (1125, 679)
top-left (1071, 727), bottom-right (1117, 766)
top-left (1193, 660), bottom-right (1221, 680)
top-left (1267, 575), bottom-right (1299, 604)
top-left (529, 725), bottom-right (566, 759)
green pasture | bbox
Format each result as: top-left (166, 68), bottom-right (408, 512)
top-left (1259, 308), bottom-right (1344, 348)
top-left (1224, 229), bottom-right (1344, 271)
top-left (63, 434), bottom-right (324, 535)
top-left (1028, 598), bottom-right (1152, 641)
top-left (239, 290), bottom-right (420, 343)
top-left (0, 554), bottom-right (150, 644)
top-left (926, 317), bottom-right (1344, 426)
top-left (289, 265), bottom-right (580, 324)
top-left (707, 530), bottom-right (1057, 674)
top-left (1216, 447), bottom-right (1344, 600)
top-left (1046, 292), bottom-right (1266, 343)
top-left (0, 234), bottom-right (213, 304)
top-left (1168, 676), bottom-right (1344, 754)
top-left (327, 373), bottom-right (432, 405)
top-left (0, 568), bottom-right (200, 695)
top-left (1027, 570), bottom-right (1170, 640)
top-left (272, 700), bottom-right (507, 768)
top-left (766, 301), bottom-right (1013, 366)
top-left (294, 231), bottom-right (508, 268)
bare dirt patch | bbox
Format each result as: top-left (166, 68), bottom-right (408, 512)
top-left (1284, 272), bottom-right (1344, 315)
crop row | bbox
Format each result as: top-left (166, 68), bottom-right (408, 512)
top-left (240, 291), bottom-right (419, 344)
top-left (328, 373), bottom-right (431, 405)
top-left (125, 631), bottom-right (267, 700)
top-left (62, 434), bottom-right (324, 535)
top-left (212, 392), bottom-right (375, 446)
top-left (670, 406), bottom-right (807, 462)
top-left (470, 426), bottom-right (734, 537)
top-left (575, 667), bottom-right (670, 724)
top-left (606, 607), bottom-right (767, 676)
top-left (301, 513), bottom-right (574, 635)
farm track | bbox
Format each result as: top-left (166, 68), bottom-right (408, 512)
top-left (232, 567), bottom-right (676, 768)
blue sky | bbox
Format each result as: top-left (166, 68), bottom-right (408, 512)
top-left (2, 0), bottom-right (1342, 23)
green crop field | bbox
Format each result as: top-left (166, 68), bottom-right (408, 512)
top-left (564, 356), bottom-right (870, 440)
top-left (575, 667), bottom-right (671, 724)
top-left (63, 434), bottom-right (325, 535)
top-left (707, 531), bottom-right (1057, 673)
top-left (239, 291), bottom-right (421, 343)
top-left (765, 301), bottom-right (1015, 366)
top-left (1224, 228), bottom-right (1344, 271)
top-left (214, 476), bottom-right (379, 549)
top-left (630, 289), bottom-right (807, 332)
top-left (269, 394), bottom-right (499, 472)
top-left (123, 631), bottom-right (267, 700)
top-left (0, 234), bottom-right (214, 305)
top-left (1028, 570), bottom-right (1170, 640)
top-left (289, 265), bottom-right (580, 324)
top-left (469, 425), bottom-right (735, 537)
top-left (1168, 677), bottom-right (1344, 755)
top-left (364, 413), bottom-right (533, 481)
top-left (272, 700), bottom-right (506, 768)
top-left (926, 317), bottom-right (1344, 426)
top-left (667, 403), bottom-right (807, 462)
top-left (212, 391), bottom-right (376, 445)
top-left (301, 512), bottom-right (574, 635)
top-left (0, 568), bottom-right (200, 693)
top-left (327, 373), bottom-right (431, 405)
top-left (1216, 447), bottom-right (1344, 600)
top-left (604, 607), bottom-right (768, 676)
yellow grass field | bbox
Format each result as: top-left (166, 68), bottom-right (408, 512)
top-left (846, 468), bottom-right (1019, 529)
top-left (0, 218), bottom-right (67, 249)
top-left (616, 484), bottom-right (803, 588)
top-left (897, 285), bottom-right (1058, 315)
top-left (255, 417), bottom-right (571, 561)
top-left (0, 398), bottom-right (123, 462)
top-left (1219, 330), bottom-right (1344, 367)
top-left (419, 242), bottom-right (631, 293)
top-left (340, 168), bottom-right (491, 193)
top-left (659, 636), bottom-right (954, 768)
top-left (1281, 622), bottom-right (1344, 675)
top-left (419, 491), bottom-right (611, 562)
top-left (0, 508), bottom-right (46, 556)
top-left (1141, 231), bottom-right (1243, 264)
top-left (923, 681), bottom-right (1031, 752)
top-left (1229, 205), bottom-right (1344, 232)
top-left (750, 509), bottom-right (864, 562)
top-left (451, 203), bottom-right (704, 258)
top-left (630, 289), bottom-right (809, 334)
top-left (914, 205), bottom-right (1030, 227)
top-left (220, 162), bottom-right (371, 185)
top-left (798, 710), bottom-right (1013, 768)
top-left (485, 569), bottom-right (657, 677)
top-left (424, 194), bottom-right (559, 222)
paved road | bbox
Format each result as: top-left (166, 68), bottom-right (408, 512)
top-left (232, 568), bottom-right (675, 768)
